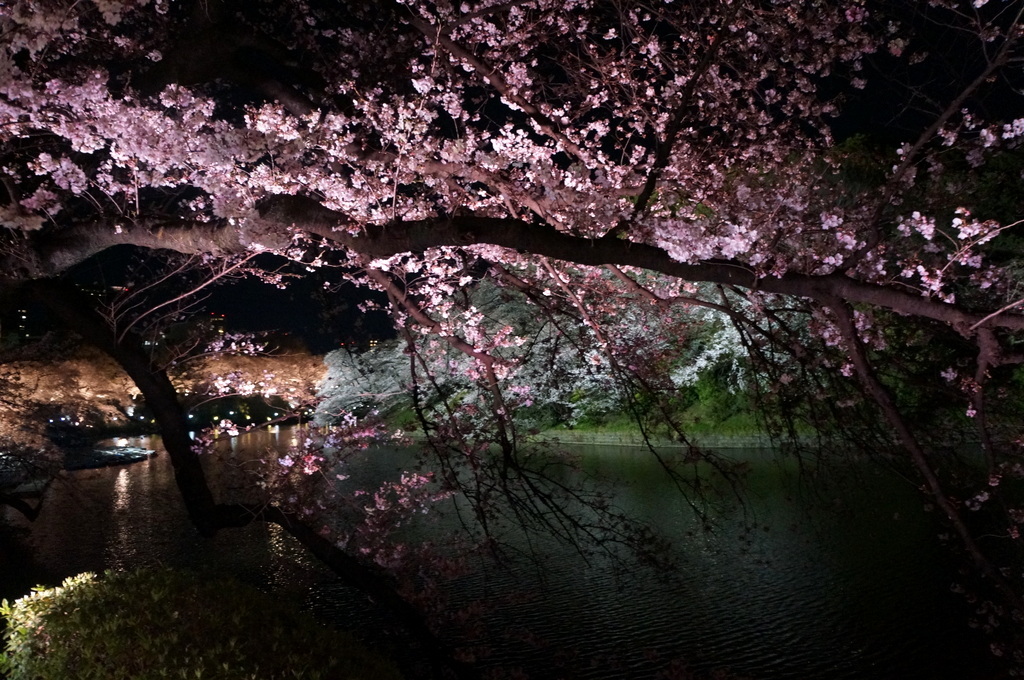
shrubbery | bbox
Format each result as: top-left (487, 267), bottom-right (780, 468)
top-left (0, 568), bottom-right (403, 680)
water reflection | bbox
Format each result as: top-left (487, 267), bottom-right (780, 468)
top-left (0, 429), bottom-right (997, 679)
top-left (113, 468), bottom-right (130, 511)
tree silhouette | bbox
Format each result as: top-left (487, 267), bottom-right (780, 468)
top-left (3, 0), bottom-right (1024, 671)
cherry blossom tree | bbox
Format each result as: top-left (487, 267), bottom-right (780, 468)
top-left (0, 339), bottom-right (140, 517)
top-left (316, 340), bottom-right (412, 420)
top-left (3, 0), bottom-right (1024, 670)
top-left (173, 339), bottom-right (325, 421)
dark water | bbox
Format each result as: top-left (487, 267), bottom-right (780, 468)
top-left (0, 429), bottom-right (996, 679)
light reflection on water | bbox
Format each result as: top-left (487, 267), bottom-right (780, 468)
top-left (409, 445), bottom-right (992, 680)
top-left (0, 429), bottom-right (996, 679)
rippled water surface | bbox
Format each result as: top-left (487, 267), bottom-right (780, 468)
top-left (0, 429), bottom-right (995, 679)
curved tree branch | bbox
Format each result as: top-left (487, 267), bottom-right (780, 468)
top-left (12, 198), bottom-right (1024, 341)
top-left (830, 299), bottom-right (1024, 613)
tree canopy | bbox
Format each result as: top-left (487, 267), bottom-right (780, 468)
top-left (3, 0), bottom-right (1024, 673)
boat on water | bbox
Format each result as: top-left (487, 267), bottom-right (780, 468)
top-left (64, 446), bottom-right (157, 471)
top-left (2, 445), bottom-right (156, 498)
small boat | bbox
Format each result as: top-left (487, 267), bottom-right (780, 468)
top-left (64, 446), bottom-right (157, 471)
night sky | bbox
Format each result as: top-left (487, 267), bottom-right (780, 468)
top-left (61, 246), bottom-right (393, 354)
top-left (200, 265), bottom-right (393, 353)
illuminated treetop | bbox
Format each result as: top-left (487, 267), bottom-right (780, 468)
top-left (0, 0), bottom-right (1017, 311)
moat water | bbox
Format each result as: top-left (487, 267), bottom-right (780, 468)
top-left (0, 428), bottom-right (995, 679)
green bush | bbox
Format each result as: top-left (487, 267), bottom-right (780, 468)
top-left (0, 568), bottom-right (403, 680)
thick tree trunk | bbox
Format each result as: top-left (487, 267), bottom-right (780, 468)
top-left (27, 278), bottom-right (476, 680)
top-left (29, 280), bottom-right (220, 534)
